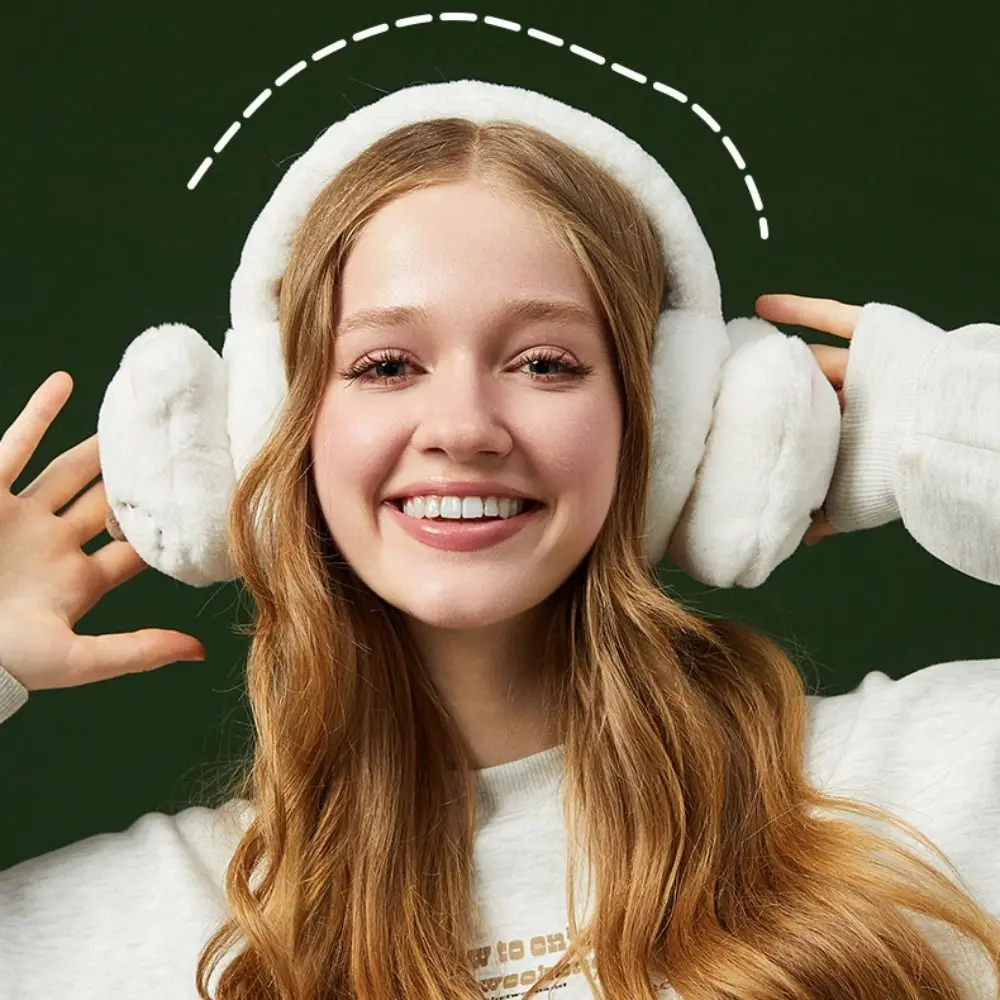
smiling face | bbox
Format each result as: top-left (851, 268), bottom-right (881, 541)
top-left (309, 176), bottom-right (624, 631)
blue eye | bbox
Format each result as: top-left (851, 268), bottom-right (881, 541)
top-left (340, 348), bottom-right (594, 386)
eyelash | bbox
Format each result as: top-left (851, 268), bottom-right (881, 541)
top-left (339, 348), bottom-right (595, 386)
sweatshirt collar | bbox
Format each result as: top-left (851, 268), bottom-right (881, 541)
top-left (474, 743), bottom-right (565, 824)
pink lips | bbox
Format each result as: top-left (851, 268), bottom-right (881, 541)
top-left (382, 500), bottom-right (544, 552)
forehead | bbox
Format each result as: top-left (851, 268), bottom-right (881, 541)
top-left (334, 179), bottom-right (603, 337)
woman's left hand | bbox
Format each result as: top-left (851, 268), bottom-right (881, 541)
top-left (754, 293), bottom-right (862, 546)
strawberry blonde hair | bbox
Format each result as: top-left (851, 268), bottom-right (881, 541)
top-left (194, 117), bottom-right (1000, 999)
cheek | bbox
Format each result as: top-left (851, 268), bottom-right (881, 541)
top-left (310, 397), bottom-right (398, 520)
top-left (540, 396), bottom-right (622, 503)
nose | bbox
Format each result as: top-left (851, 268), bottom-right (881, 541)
top-left (408, 357), bottom-right (513, 460)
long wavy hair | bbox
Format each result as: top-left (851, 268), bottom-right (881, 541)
top-left (194, 116), bottom-right (1000, 999)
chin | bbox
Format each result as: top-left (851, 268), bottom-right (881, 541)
top-left (384, 576), bottom-right (555, 630)
top-left (397, 599), bottom-right (529, 632)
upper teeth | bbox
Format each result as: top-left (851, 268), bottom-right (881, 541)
top-left (400, 495), bottom-right (526, 519)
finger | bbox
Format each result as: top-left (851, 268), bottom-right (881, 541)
top-left (0, 372), bottom-right (74, 493)
top-left (88, 536), bottom-right (150, 592)
top-left (19, 432), bottom-right (100, 513)
top-left (803, 513), bottom-right (838, 546)
top-left (68, 539), bottom-right (149, 624)
top-left (59, 477), bottom-right (113, 546)
top-left (106, 507), bottom-right (126, 542)
top-left (808, 343), bottom-right (849, 387)
top-left (66, 629), bottom-right (206, 684)
top-left (755, 294), bottom-right (861, 340)
top-left (802, 524), bottom-right (823, 546)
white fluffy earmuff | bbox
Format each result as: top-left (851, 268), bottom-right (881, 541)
top-left (97, 79), bottom-right (840, 589)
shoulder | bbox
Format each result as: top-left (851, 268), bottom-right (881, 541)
top-left (806, 658), bottom-right (1000, 791)
top-left (1, 796), bottom-right (253, 895)
top-left (0, 797), bottom-right (254, 999)
top-left (805, 659), bottom-right (1000, 909)
top-left (807, 658), bottom-right (1000, 789)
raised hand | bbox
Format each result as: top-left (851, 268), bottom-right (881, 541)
top-left (755, 294), bottom-right (861, 546)
top-left (0, 371), bottom-right (206, 693)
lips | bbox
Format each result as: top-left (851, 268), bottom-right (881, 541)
top-left (381, 497), bottom-right (545, 552)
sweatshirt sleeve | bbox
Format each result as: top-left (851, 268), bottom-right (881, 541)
top-left (822, 302), bottom-right (1000, 586)
top-left (0, 667), bottom-right (28, 725)
top-left (0, 798), bottom-right (252, 999)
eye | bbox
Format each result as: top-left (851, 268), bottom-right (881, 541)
top-left (520, 348), bottom-right (595, 382)
top-left (338, 348), bottom-right (595, 386)
top-left (340, 349), bottom-right (410, 385)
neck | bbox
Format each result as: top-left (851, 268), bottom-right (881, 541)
top-left (405, 604), bottom-right (562, 768)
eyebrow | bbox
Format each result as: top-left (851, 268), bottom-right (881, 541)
top-left (335, 297), bottom-right (600, 341)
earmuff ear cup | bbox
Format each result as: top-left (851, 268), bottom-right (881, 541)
top-left (97, 323), bottom-right (238, 587)
top-left (221, 320), bottom-right (288, 485)
top-left (643, 308), bottom-right (732, 569)
top-left (665, 317), bottom-right (842, 588)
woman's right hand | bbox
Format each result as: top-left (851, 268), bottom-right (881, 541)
top-left (0, 371), bottom-right (206, 693)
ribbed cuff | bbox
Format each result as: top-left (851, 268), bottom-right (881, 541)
top-left (823, 302), bottom-right (946, 533)
top-left (0, 663), bottom-right (29, 723)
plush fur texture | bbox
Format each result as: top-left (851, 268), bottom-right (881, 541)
top-left (97, 323), bottom-right (237, 586)
top-left (668, 317), bottom-right (841, 587)
top-left (97, 79), bottom-right (841, 588)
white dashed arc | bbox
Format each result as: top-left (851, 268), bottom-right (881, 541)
top-left (186, 12), bottom-right (770, 241)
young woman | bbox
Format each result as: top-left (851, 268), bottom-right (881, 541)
top-left (1, 87), bottom-right (999, 1000)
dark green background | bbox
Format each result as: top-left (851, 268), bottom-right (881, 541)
top-left (1, 0), bottom-right (998, 870)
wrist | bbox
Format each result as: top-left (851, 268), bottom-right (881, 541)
top-left (823, 302), bottom-right (945, 532)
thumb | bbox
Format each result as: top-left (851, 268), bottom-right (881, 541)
top-left (69, 629), bottom-right (206, 684)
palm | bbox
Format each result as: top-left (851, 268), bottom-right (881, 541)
top-left (0, 605), bottom-right (94, 690)
top-left (0, 372), bottom-right (205, 695)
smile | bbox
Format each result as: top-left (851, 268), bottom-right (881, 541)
top-left (381, 499), bottom-right (546, 552)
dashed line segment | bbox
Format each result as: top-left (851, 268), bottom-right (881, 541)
top-left (184, 12), bottom-right (768, 238)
